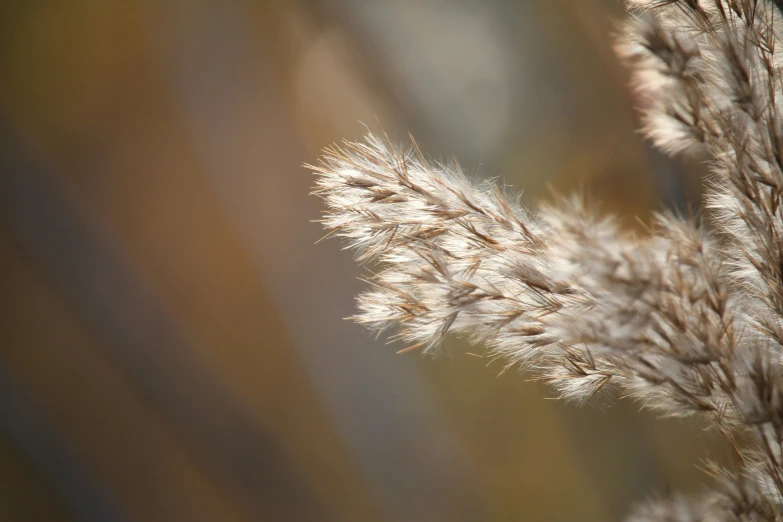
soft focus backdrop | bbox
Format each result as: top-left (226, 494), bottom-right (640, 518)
top-left (0, 1), bottom-right (733, 521)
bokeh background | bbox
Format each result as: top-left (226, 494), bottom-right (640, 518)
top-left (0, 1), bottom-right (734, 521)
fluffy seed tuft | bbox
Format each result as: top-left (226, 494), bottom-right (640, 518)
top-left (310, 1), bottom-right (783, 519)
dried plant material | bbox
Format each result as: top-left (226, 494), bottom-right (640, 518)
top-left (310, 1), bottom-right (783, 519)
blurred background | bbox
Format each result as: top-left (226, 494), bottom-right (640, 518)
top-left (0, 1), bottom-right (732, 521)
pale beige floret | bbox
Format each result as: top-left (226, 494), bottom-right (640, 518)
top-left (311, 1), bottom-right (783, 519)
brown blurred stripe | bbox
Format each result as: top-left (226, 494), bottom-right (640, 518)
top-left (0, 434), bottom-right (73, 522)
top-left (0, 234), bottom-right (248, 522)
top-left (0, 362), bottom-right (114, 522)
top-left (0, 0), bottom-right (386, 515)
top-left (0, 119), bottom-right (340, 521)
